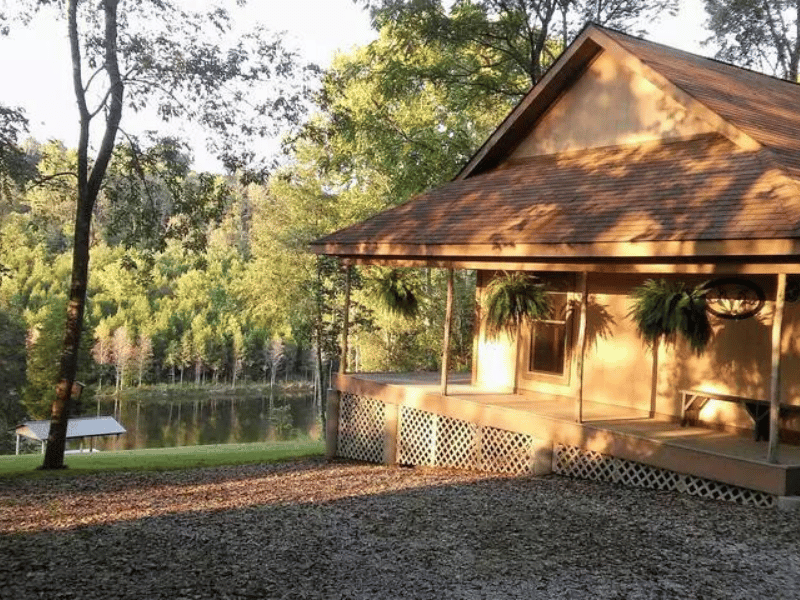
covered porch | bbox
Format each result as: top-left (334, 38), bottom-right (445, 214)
top-left (328, 371), bottom-right (800, 503)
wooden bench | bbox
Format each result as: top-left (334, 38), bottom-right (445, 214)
top-left (680, 389), bottom-right (800, 441)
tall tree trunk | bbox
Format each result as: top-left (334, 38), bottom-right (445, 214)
top-left (42, 0), bottom-right (123, 469)
top-left (43, 216), bottom-right (91, 467)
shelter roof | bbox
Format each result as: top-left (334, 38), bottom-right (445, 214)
top-left (311, 24), bottom-right (800, 264)
top-left (15, 417), bottom-right (126, 442)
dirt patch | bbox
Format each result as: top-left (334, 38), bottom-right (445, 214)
top-left (0, 458), bottom-right (798, 599)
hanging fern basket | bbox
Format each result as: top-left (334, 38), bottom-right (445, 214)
top-left (368, 268), bottom-right (420, 319)
top-left (483, 272), bottom-right (551, 339)
top-left (628, 278), bottom-right (712, 354)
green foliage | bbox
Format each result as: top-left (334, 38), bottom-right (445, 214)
top-left (103, 140), bottom-right (232, 255)
top-left (299, 20), bottom-right (516, 212)
top-left (22, 298), bottom-right (93, 419)
top-left (354, 269), bottom-right (475, 372)
top-left (704, 0), bottom-right (800, 80)
top-left (628, 279), bottom-right (712, 354)
top-left (483, 272), bottom-right (550, 339)
top-left (0, 308), bottom-right (26, 453)
top-left (367, 268), bottom-right (421, 319)
top-left (362, 0), bottom-right (678, 90)
top-left (0, 105), bottom-right (35, 202)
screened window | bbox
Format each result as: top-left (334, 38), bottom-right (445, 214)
top-left (528, 293), bottom-right (568, 376)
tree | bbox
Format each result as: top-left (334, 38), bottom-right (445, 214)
top-left (229, 321), bottom-right (245, 389)
top-left (134, 331), bottom-right (152, 387)
top-left (359, 0), bottom-right (678, 95)
top-left (1, 1), bottom-right (311, 468)
top-left (23, 297), bottom-right (91, 419)
top-left (0, 105), bottom-right (35, 202)
top-left (111, 325), bottom-right (134, 393)
top-left (101, 140), bottom-right (233, 255)
top-left (311, 17), bottom-right (517, 205)
top-left (0, 308), bottom-right (26, 453)
top-left (703, 0), bottom-right (800, 80)
top-left (91, 320), bottom-right (114, 391)
top-left (266, 21), bottom-right (500, 383)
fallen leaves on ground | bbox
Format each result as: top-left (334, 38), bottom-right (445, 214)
top-left (0, 458), bottom-right (798, 599)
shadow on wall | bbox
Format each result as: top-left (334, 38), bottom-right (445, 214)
top-left (657, 290), bottom-right (800, 434)
top-left (584, 296), bottom-right (615, 350)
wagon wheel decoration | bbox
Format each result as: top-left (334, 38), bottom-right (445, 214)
top-left (702, 278), bottom-right (765, 320)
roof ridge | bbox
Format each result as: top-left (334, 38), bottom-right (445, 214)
top-left (592, 23), bottom-right (800, 92)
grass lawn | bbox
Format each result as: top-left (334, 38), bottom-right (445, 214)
top-left (0, 439), bottom-right (324, 479)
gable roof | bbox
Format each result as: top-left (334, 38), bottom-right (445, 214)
top-left (458, 23), bottom-right (800, 180)
top-left (312, 24), bottom-right (800, 265)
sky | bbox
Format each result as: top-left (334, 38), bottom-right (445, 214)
top-left (0, 0), bottom-right (710, 172)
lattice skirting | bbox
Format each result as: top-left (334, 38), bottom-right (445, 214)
top-left (553, 444), bottom-right (777, 508)
top-left (336, 394), bottom-right (541, 475)
top-left (398, 406), bottom-right (540, 475)
top-left (337, 393), bottom-right (385, 464)
top-left (336, 394), bottom-right (778, 506)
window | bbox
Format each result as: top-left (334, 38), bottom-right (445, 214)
top-left (528, 292), bottom-right (569, 376)
top-left (512, 273), bottom-right (575, 392)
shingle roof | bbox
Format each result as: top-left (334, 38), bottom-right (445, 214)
top-left (607, 30), bottom-right (800, 161)
top-left (312, 25), bottom-right (800, 262)
top-left (312, 134), bottom-right (800, 259)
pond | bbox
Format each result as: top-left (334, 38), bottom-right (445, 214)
top-left (87, 385), bottom-right (321, 451)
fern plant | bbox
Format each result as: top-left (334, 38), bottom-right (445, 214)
top-left (367, 268), bottom-right (420, 319)
top-left (483, 272), bottom-right (550, 339)
top-left (629, 279), bottom-right (712, 354)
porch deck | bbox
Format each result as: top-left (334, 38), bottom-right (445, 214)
top-left (333, 372), bottom-right (800, 497)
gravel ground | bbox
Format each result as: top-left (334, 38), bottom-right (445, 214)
top-left (0, 458), bottom-right (798, 600)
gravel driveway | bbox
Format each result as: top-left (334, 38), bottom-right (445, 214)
top-left (0, 458), bottom-right (798, 599)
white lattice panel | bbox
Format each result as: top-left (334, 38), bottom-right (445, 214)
top-left (398, 408), bottom-right (537, 474)
top-left (337, 393), bottom-right (385, 464)
top-left (553, 445), bottom-right (613, 481)
top-left (553, 445), bottom-right (776, 508)
top-left (479, 427), bottom-right (536, 475)
top-left (435, 416), bottom-right (479, 470)
top-left (398, 406), bottom-right (436, 466)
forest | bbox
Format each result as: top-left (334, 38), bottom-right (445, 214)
top-left (0, 0), bottom-right (793, 456)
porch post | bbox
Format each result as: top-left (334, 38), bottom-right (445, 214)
top-left (339, 264), bottom-right (352, 375)
top-left (441, 268), bottom-right (455, 396)
top-left (575, 272), bottom-right (588, 423)
top-left (768, 273), bottom-right (787, 464)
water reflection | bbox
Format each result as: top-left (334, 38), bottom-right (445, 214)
top-left (91, 387), bottom-right (320, 450)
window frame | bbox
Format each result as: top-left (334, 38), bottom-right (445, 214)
top-left (515, 274), bottom-right (576, 392)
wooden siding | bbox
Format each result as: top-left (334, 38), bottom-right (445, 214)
top-left (473, 270), bottom-right (800, 435)
top-left (509, 50), bottom-right (714, 159)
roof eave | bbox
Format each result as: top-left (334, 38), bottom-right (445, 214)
top-left (312, 239), bottom-right (800, 261)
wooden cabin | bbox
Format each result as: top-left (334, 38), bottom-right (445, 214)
top-left (311, 24), bottom-right (800, 507)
